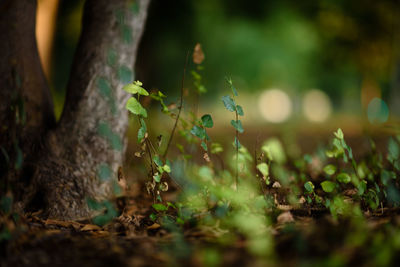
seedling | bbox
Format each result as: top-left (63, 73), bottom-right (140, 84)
top-left (222, 77), bottom-right (244, 189)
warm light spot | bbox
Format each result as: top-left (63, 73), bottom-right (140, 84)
top-left (367, 98), bottom-right (389, 124)
top-left (258, 89), bottom-right (292, 123)
top-left (36, 0), bottom-right (59, 79)
top-left (302, 89), bottom-right (332, 122)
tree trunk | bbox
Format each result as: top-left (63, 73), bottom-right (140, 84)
top-left (0, 0), bottom-right (55, 197)
top-left (1, 0), bottom-right (150, 220)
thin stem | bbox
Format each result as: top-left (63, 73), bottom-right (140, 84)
top-left (163, 51), bottom-right (189, 159)
top-left (254, 134), bottom-right (266, 196)
top-left (137, 116), bottom-right (154, 176)
top-left (235, 110), bottom-right (239, 190)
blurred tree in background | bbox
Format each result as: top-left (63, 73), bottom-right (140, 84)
top-left (48, 0), bottom-right (400, 119)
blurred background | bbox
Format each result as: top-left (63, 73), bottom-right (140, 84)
top-left (36, 0), bottom-right (400, 144)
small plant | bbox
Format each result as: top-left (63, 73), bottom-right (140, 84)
top-left (123, 80), bottom-right (171, 203)
top-left (190, 114), bottom-right (214, 162)
top-left (222, 78), bottom-right (244, 189)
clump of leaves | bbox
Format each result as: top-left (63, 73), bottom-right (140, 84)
top-left (124, 80), bottom-right (171, 203)
top-left (190, 114), bottom-right (214, 162)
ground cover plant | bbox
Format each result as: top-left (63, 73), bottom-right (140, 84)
top-left (2, 46), bottom-right (400, 267)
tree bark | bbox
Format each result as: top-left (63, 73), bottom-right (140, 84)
top-left (0, 0), bottom-right (55, 196)
top-left (2, 0), bottom-right (150, 220)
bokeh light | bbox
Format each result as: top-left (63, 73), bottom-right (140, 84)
top-left (258, 89), bottom-right (292, 123)
top-left (367, 98), bottom-right (389, 124)
top-left (302, 89), bottom-right (332, 122)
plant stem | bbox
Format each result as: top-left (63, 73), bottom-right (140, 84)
top-left (163, 52), bottom-right (189, 159)
top-left (138, 117), bottom-right (154, 176)
top-left (254, 134), bottom-right (266, 196)
top-left (235, 110), bottom-right (239, 190)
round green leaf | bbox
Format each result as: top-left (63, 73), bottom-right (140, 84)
top-left (323, 164), bottom-right (337, 176)
top-left (321, 181), bottom-right (336, 193)
top-left (201, 114), bottom-right (214, 128)
top-left (337, 173), bottom-right (351, 183)
top-left (304, 181), bottom-right (314, 192)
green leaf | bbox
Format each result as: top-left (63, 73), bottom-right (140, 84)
top-left (261, 138), bottom-right (286, 165)
top-left (149, 213), bottom-right (157, 221)
top-left (191, 125), bottom-right (206, 139)
top-left (304, 181), bottom-right (314, 192)
top-left (334, 128), bottom-right (344, 139)
top-left (231, 85), bottom-right (238, 96)
top-left (201, 141), bottom-right (208, 151)
top-left (236, 105), bottom-right (244, 116)
top-left (126, 97), bottom-right (147, 117)
top-left (231, 120), bottom-right (244, 133)
top-left (153, 173), bottom-right (161, 182)
top-left (152, 203), bottom-right (168, 212)
top-left (257, 163), bottom-right (269, 177)
top-left (225, 77), bottom-right (238, 96)
top-left (388, 137), bottom-right (399, 161)
top-left (138, 118), bottom-right (147, 143)
top-left (123, 81), bottom-right (149, 96)
top-left (337, 173), bottom-right (351, 183)
top-left (163, 164), bottom-right (171, 173)
top-left (222, 95), bottom-right (236, 112)
top-left (321, 181), bottom-right (336, 193)
top-left (153, 155), bottom-right (163, 167)
top-left (323, 164), bottom-right (337, 176)
top-left (201, 114), bottom-right (214, 128)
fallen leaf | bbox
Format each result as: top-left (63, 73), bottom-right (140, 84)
top-left (81, 224), bottom-right (102, 231)
top-left (147, 223), bottom-right (161, 230)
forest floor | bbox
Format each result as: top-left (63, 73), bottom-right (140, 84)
top-left (2, 130), bottom-right (400, 267)
top-left (2, 184), bottom-right (400, 267)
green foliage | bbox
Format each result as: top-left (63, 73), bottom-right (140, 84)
top-left (323, 164), bottom-right (337, 176)
top-left (152, 203), bottom-right (168, 212)
top-left (304, 181), bottom-right (314, 193)
top-left (190, 114), bottom-right (214, 152)
top-left (190, 125), bottom-right (206, 139)
top-left (337, 173), bottom-right (351, 184)
top-left (230, 120), bottom-right (244, 133)
top-left (201, 114), bottom-right (213, 128)
top-left (126, 97), bottom-right (147, 117)
top-left (321, 181), bottom-right (336, 193)
top-left (123, 80), bottom-right (149, 96)
top-left (221, 95), bottom-right (236, 112)
top-left (261, 138), bottom-right (286, 165)
top-left (119, 74), bottom-right (400, 265)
